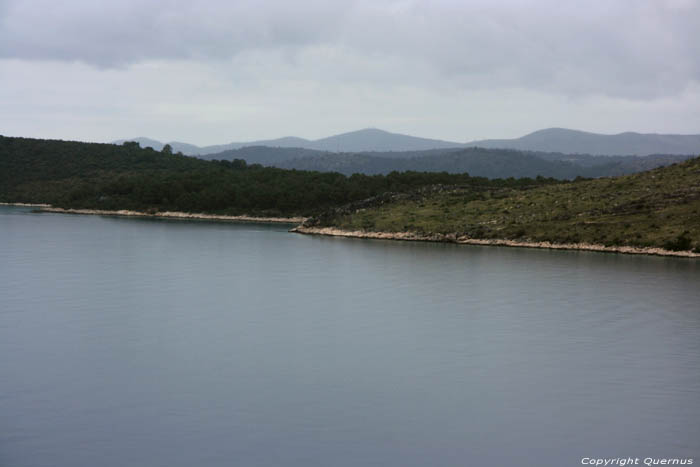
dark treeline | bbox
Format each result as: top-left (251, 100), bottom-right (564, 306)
top-left (0, 136), bottom-right (561, 217)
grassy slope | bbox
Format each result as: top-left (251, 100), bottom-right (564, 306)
top-left (323, 157), bottom-right (700, 252)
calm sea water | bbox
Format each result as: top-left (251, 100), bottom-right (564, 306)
top-left (1, 205), bottom-right (699, 467)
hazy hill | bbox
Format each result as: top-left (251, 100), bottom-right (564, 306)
top-left (114, 127), bottom-right (700, 156)
top-left (204, 145), bottom-right (692, 179)
top-left (305, 128), bottom-right (462, 152)
top-left (206, 146), bottom-right (469, 163)
top-left (113, 129), bottom-right (463, 155)
top-left (193, 137), bottom-right (311, 155)
top-left (277, 150), bottom-right (693, 179)
top-left (467, 128), bottom-right (700, 156)
top-left (275, 149), bottom-right (589, 178)
top-left (111, 136), bottom-right (312, 156)
top-left (199, 146), bottom-right (328, 164)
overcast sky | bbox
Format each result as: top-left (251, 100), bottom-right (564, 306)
top-left (1, 0), bottom-right (699, 145)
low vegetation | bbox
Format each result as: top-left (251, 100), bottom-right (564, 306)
top-left (310, 157), bottom-right (700, 252)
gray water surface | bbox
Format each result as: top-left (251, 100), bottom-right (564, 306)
top-left (1, 206), bottom-right (699, 467)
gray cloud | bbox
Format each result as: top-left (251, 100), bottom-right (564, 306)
top-left (1, 0), bottom-right (699, 145)
top-left (1, 0), bottom-right (698, 99)
top-left (0, 0), bottom-right (348, 65)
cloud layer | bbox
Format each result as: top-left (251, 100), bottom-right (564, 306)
top-left (2, 0), bottom-right (699, 98)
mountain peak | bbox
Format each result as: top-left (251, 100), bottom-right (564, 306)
top-left (310, 128), bottom-right (463, 152)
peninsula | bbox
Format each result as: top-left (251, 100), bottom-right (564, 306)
top-left (1, 135), bottom-right (698, 256)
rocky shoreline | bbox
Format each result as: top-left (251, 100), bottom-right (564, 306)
top-left (5, 202), bottom-right (697, 257)
top-left (33, 206), bottom-right (305, 224)
top-left (291, 226), bottom-right (700, 258)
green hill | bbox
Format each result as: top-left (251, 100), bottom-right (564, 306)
top-left (301, 157), bottom-right (700, 252)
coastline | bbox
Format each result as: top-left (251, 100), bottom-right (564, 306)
top-left (291, 226), bottom-right (700, 258)
top-left (0, 202), bottom-right (52, 207)
top-left (32, 206), bottom-right (306, 224)
top-left (4, 202), bottom-right (696, 257)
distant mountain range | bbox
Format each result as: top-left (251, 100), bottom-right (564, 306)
top-left (114, 127), bottom-right (700, 156)
top-left (112, 128), bottom-right (461, 155)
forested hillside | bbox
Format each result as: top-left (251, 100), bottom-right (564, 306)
top-left (0, 136), bottom-right (558, 217)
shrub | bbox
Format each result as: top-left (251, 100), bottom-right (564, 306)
top-left (664, 232), bottom-right (693, 251)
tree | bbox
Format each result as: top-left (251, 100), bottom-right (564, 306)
top-left (162, 144), bottom-right (173, 155)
